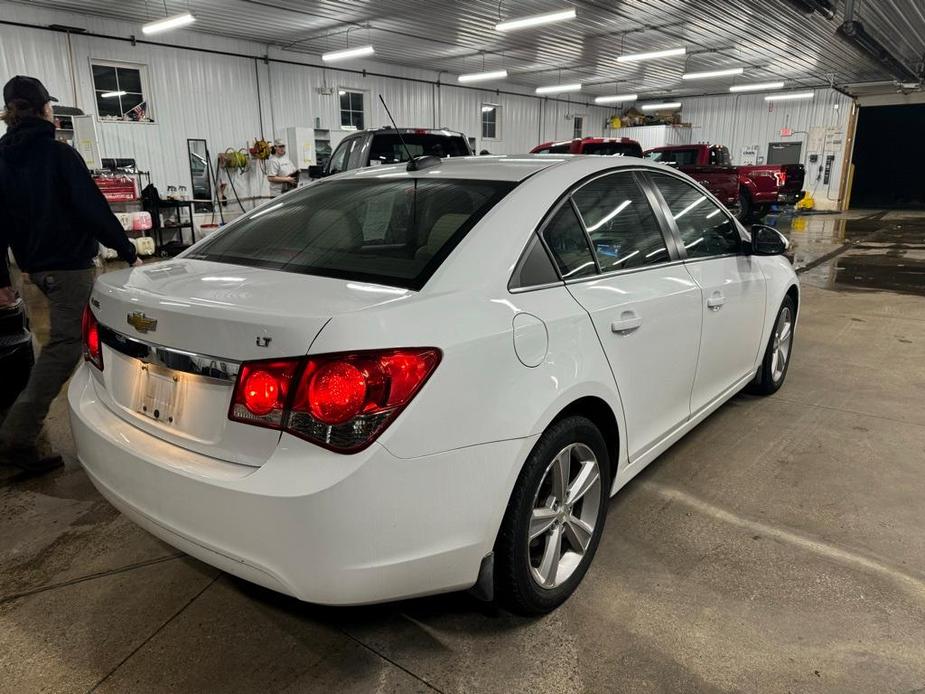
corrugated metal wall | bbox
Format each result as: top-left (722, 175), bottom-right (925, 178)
top-left (608, 125), bottom-right (694, 150)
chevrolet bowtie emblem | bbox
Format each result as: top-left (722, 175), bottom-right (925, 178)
top-left (127, 312), bottom-right (158, 334)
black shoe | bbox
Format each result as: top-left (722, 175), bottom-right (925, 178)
top-left (0, 446), bottom-right (64, 474)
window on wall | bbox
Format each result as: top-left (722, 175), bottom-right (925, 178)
top-left (481, 104), bottom-right (500, 139)
top-left (573, 115), bottom-right (583, 139)
top-left (339, 90), bottom-right (365, 130)
top-left (91, 61), bottom-right (152, 122)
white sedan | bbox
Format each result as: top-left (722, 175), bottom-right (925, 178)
top-left (70, 154), bottom-right (797, 615)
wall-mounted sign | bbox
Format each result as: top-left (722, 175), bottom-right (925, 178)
top-left (780, 127), bottom-right (793, 137)
top-left (741, 146), bottom-right (758, 166)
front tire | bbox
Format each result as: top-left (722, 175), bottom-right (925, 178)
top-left (735, 190), bottom-right (752, 222)
top-left (494, 416), bottom-right (611, 615)
top-left (747, 295), bottom-right (796, 395)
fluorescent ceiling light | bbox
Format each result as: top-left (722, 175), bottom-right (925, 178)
top-left (616, 47), bottom-right (686, 63)
top-left (765, 91), bottom-right (814, 101)
top-left (481, 105), bottom-right (496, 112)
top-left (338, 90), bottom-right (346, 95)
top-left (535, 83), bottom-right (581, 95)
top-left (142, 12), bottom-right (196, 35)
top-left (458, 69), bottom-right (508, 83)
top-left (682, 67), bottom-right (744, 80)
top-left (729, 81), bottom-right (785, 93)
top-left (641, 102), bottom-right (681, 111)
top-left (322, 45), bottom-right (375, 62)
top-left (594, 93), bottom-right (638, 104)
top-left (495, 8), bottom-right (576, 32)
top-left (100, 90), bottom-right (126, 98)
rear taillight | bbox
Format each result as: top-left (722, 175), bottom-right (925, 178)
top-left (775, 170), bottom-right (787, 187)
top-left (81, 305), bottom-right (103, 370)
top-left (229, 348), bottom-right (441, 453)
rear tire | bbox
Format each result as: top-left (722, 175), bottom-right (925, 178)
top-left (494, 416), bottom-right (611, 615)
top-left (747, 295), bottom-right (796, 396)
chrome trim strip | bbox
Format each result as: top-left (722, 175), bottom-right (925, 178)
top-left (98, 325), bottom-right (241, 382)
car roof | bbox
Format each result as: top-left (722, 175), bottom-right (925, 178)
top-left (349, 127), bottom-right (468, 138)
top-left (335, 153), bottom-right (655, 182)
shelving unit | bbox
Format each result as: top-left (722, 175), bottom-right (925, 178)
top-left (145, 199), bottom-right (195, 256)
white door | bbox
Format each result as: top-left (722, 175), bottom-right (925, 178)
top-left (646, 172), bottom-right (767, 413)
top-left (540, 171), bottom-right (702, 461)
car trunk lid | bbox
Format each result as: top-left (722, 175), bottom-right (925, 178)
top-left (88, 259), bottom-right (411, 466)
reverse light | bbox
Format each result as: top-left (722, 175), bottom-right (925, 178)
top-left (229, 348), bottom-right (441, 452)
top-left (81, 305), bottom-right (103, 370)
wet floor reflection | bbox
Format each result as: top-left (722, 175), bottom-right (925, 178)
top-left (767, 211), bottom-right (925, 297)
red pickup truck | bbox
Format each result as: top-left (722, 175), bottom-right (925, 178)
top-left (531, 137), bottom-right (643, 157)
top-left (643, 144), bottom-right (805, 221)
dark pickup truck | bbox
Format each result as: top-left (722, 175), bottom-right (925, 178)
top-left (644, 144), bottom-right (805, 221)
top-left (531, 137), bottom-right (643, 157)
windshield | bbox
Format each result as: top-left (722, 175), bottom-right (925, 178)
top-left (581, 142), bottom-right (643, 157)
top-left (370, 134), bottom-right (471, 164)
top-left (188, 178), bottom-right (515, 290)
top-left (645, 149), bottom-right (698, 166)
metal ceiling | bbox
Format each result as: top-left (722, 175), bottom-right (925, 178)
top-left (14, 0), bottom-right (925, 97)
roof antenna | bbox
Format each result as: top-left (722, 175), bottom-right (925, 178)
top-left (378, 93), bottom-right (440, 171)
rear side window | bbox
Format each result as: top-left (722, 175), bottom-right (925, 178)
top-left (190, 178), bottom-right (515, 290)
top-left (509, 235), bottom-right (559, 289)
top-left (369, 134), bottom-right (470, 164)
top-left (572, 173), bottom-right (670, 269)
top-left (541, 204), bottom-right (597, 280)
top-left (581, 142), bottom-right (642, 157)
top-left (649, 173), bottom-right (742, 259)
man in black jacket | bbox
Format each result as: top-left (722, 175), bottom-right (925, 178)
top-left (0, 76), bottom-right (140, 474)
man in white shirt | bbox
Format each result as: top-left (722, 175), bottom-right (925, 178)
top-left (266, 139), bottom-right (297, 197)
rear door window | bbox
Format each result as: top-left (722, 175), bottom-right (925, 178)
top-left (190, 178), bottom-right (515, 290)
top-left (572, 173), bottom-right (670, 269)
top-left (648, 148), bottom-right (698, 167)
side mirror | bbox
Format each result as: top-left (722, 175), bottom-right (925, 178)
top-left (749, 225), bottom-right (789, 255)
top-left (307, 162), bottom-right (327, 179)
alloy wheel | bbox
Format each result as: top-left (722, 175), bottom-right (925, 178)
top-left (771, 306), bottom-right (794, 383)
top-left (528, 443), bottom-right (603, 589)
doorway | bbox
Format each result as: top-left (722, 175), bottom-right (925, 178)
top-left (851, 104), bottom-right (925, 209)
top-left (767, 142), bottom-right (802, 165)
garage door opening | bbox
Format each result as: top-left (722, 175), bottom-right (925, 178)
top-left (851, 104), bottom-right (925, 209)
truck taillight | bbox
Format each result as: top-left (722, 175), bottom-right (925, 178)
top-left (774, 170), bottom-right (787, 187)
top-left (81, 305), bottom-right (103, 370)
top-left (228, 348), bottom-right (441, 452)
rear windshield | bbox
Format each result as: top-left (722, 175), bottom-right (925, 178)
top-left (370, 134), bottom-right (470, 164)
top-left (188, 178), bottom-right (516, 290)
top-left (581, 142), bottom-right (643, 157)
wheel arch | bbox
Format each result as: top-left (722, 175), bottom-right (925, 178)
top-left (546, 395), bottom-right (621, 487)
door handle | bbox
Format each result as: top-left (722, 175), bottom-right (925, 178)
top-left (611, 311), bottom-right (642, 335)
top-left (707, 293), bottom-right (727, 311)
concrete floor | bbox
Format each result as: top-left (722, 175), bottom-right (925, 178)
top-left (2, 211), bottom-right (925, 693)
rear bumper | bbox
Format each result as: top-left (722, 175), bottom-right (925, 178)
top-left (68, 365), bottom-right (534, 604)
top-left (777, 190), bottom-right (806, 205)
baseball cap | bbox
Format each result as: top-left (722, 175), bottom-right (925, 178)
top-left (273, 139), bottom-right (286, 147)
top-left (3, 76), bottom-right (58, 110)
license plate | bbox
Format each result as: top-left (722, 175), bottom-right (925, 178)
top-left (137, 364), bottom-right (181, 425)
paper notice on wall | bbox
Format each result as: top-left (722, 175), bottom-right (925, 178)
top-left (740, 146), bottom-right (758, 166)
